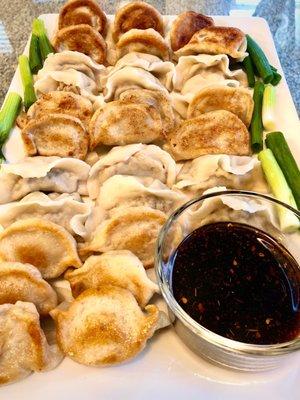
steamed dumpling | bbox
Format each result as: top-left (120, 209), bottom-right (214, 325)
top-left (0, 262), bottom-right (57, 315)
top-left (0, 156), bottom-right (90, 204)
top-left (65, 250), bottom-right (159, 306)
top-left (0, 302), bottom-right (62, 386)
top-left (0, 192), bottom-right (92, 238)
top-left (87, 144), bottom-right (177, 199)
top-left (0, 218), bottom-right (82, 279)
top-left (50, 287), bottom-right (159, 366)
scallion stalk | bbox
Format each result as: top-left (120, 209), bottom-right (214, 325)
top-left (242, 55), bottom-right (255, 87)
top-left (29, 33), bottom-right (42, 74)
top-left (246, 34), bottom-right (273, 84)
top-left (0, 92), bottom-right (22, 146)
top-left (250, 81), bottom-right (265, 153)
top-left (18, 55), bottom-right (37, 111)
top-left (32, 18), bottom-right (54, 61)
top-left (262, 84), bottom-right (276, 131)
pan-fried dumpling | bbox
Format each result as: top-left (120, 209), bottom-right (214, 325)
top-left (167, 110), bottom-right (250, 160)
top-left (58, 0), bottom-right (107, 34)
top-left (107, 52), bottom-right (174, 90)
top-left (88, 97), bottom-right (163, 148)
top-left (113, 1), bottom-right (164, 42)
top-left (102, 66), bottom-right (168, 101)
top-left (87, 144), bottom-right (177, 199)
top-left (65, 251), bottom-right (159, 306)
top-left (0, 262), bottom-right (57, 315)
top-left (0, 192), bottom-right (92, 238)
top-left (116, 29), bottom-right (170, 61)
top-left (0, 218), bottom-right (82, 279)
top-left (174, 154), bottom-right (268, 194)
top-left (170, 11), bottom-right (214, 51)
top-left (50, 287), bottom-right (159, 365)
top-left (21, 114), bottom-right (89, 159)
top-left (53, 24), bottom-right (107, 64)
top-left (175, 26), bottom-right (247, 60)
top-left (0, 301), bottom-right (62, 386)
top-left (79, 206), bottom-right (168, 267)
top-left (27, 91), bottom-right (93, 126)
top-left (0, 156), bottom-right (90, 204)
top-left (187, 85), bottom-right (254, 127)
top-left (96, 175), bottom-right (186, 214)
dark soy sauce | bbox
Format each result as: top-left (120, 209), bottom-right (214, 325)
top-left (171, 222), bottom-right (300, 345)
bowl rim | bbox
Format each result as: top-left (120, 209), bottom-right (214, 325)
top-left (155, 189), bottom-right (300, 357)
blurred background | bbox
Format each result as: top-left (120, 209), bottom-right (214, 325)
top-left (0, 0), bottom-right (299, 113)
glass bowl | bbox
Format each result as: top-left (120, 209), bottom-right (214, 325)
top-left (155, 190), bottom-right (300, 371)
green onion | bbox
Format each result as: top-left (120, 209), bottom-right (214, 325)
top-left (258, 149), bottom-right (299, 232)
top-left (242, 55), bottom-right (255, 87)
top-left (250, 81), bottom-right (265, 153)
top-left (19, 55), bottom-right (37, 111)
top-left (29, 33), bottom-right (42, 74)
top-left (266, 131), bottom-right (300, 209)
top-left (32, 18), bottom-right (54, 61)
top-left (246, 34), bottom-right (273, 84)
top-left (271, 71), bottom-right (282, 86)
top-left (262, 84), bottom-right (276, 131)
top-left (0, 92), bottom-right (22, 147)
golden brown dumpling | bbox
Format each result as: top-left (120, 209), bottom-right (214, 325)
top-left (175, 26), bottom-right (247, 60)
top-left (170, 11), bottom-right (214, 51)
top-left (50, 287), bottom-right (159, 366)
top-left (0, 262), bottom-right (57, 315)
top-left (113, 1), bottom-right (164, 42)
top-left (53, 24), bottom-right (107, 64)
top-left (58, 0), bottom-right (107, 34)
top-left (187, 85), bottom-right (254, 127)
top-left (0, 218), bottom-right (82, 279)
top-left (167, 110), bottom-right (250, 160)
top-left (21, 113), bottom-right (89, 160)
top-left (116, 28), bottom-right (170, 61)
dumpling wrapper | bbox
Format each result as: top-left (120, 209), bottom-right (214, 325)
top-left (0, 192), bottom-right (92, 238)
top-left (0, 218), bottom-right (82, 279)
top-left (0, 302), bottom-right (62, 386)
top-left (0, 262), bottom-right (57, 315)
top-left (87, 143), bottom-right (177, 199)
top-left (50, 287), bottom-right (159, 366)
top-left (167, 110), bottom-right (251, 160)
top-left (65, 250), bottom-right (159, 306)
top-left (0, 156), bottom-right (90, 204)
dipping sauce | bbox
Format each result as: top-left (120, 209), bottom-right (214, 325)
top-left (172, 222), bottom-right (300, 345)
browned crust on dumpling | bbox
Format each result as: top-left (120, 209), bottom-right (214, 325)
top-left (53, 24), bottom-right (107, 64)
top-left (113, 1), bottom-right (164, 42)
top-left (21, 113), bottom-right (89, 160)
top-left (170, 11), bottom-right (214, 51)
top-left (168, 110), bottom-right (251, 160)
top-left (187, 86), bottom-right (254, 127)
top-left (58, 0), bottom-right (107, 34)
top-left (116, 28), bottom-right (170, 61)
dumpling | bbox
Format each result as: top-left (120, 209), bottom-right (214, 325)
top-left (50, 287), bottom-right (159, 366)
top-left (0, 302), bottom-right (62, 386)
top-left (79, 206), bottom-right (168, 267)
top-left (0, 156), bottom-right (90, 204)
top-left (113, 1), bottom-right (164, 41)
top-left (88, 97), bottom-right (163, 147)
top-left (27, 91), bottom-right (93, 126)
top-left (102, 65), bottom-right (168, 101)
top-left (58, 0), bottom-right (107, 34)
top-left (65, 250), bottom-right (159, 306)
top-left (167, 110), bottom-right (251, 160)
top-left (106, 52), bottom-right (174, 90)
top-left (96, 175), bottom-right (186, 214)
top-left (116, 29), bottom-right (170, 61)
top-left (174, 154), bottom-right (268, 194)
top-left (187, 85), bottom-right (254, 127)
top-left (170, 11), bottom-right (214, 51)
top-left (53, 24), bottom-right (107, 64)
top-left (0, 192), bottom-right (92, 238)
top-left (0, 218), bottom-right (82, 279)
top-left (87, 144), bottom-right (177, 199)
top-left (21, 114), bottom-right (89, 159)
top-left (0, 262), bottom-right (57, 315)
top-left (175, 26), bottom-right (247, 60)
